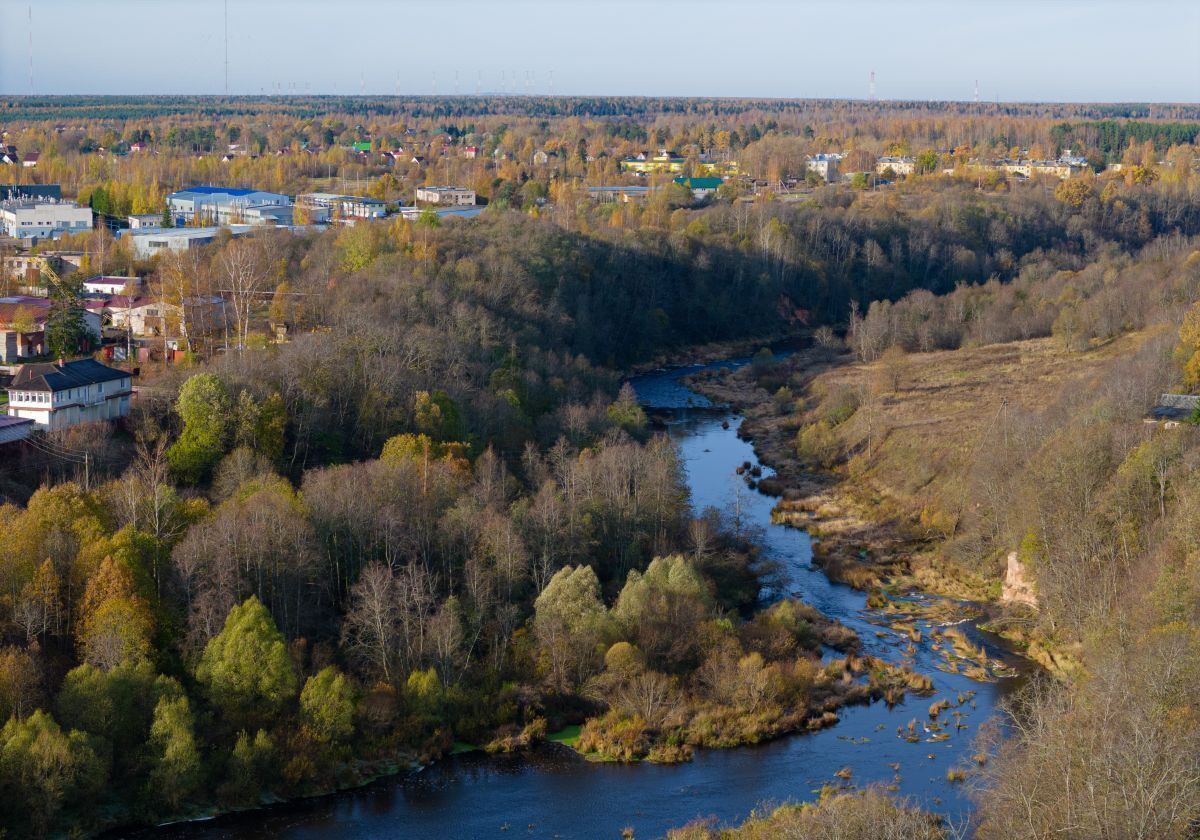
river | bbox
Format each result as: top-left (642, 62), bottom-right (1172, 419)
top-left (130, 356), bottom-right (1028, 840)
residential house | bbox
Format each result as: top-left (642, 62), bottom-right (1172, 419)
top-left (0, 299), bottom-right (49, 362)
top-left (462, 145), bottom-right (480, 159)
top-left (415, 186), bottom-right (476, 206)
top-left (6, 358), bottom-right (132, 431)
top-left (103, 294), bottom-right (227, 340)
top-left (875, 156), bottom-right (916, 177)
top-left (805, 153), bottom-right (843, 183)
top-left (674, 176), bottom-right (724, 200)
top-left (83, 275), bottom-right (143, 296)
top-left (21, 153), bottom-right (38, 169)
top-left (0, 295), bottom-right (101, 362)
top-left (1146, 393), bottom-right (1200, 428)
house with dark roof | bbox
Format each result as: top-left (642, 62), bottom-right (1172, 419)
top-left (6, 358), bottom-right (132, 431)
top-left (1146, 393), bottom-right (1200, 428)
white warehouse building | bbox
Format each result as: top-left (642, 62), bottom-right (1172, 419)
top-left (166, 186), bottom-right (293, 226)
top-left (0, 198), bottom-right (93, 241)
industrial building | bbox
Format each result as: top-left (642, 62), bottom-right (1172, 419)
top-left (166, 186), bottom-right (293, 226)
top-left (127, 225), bottom-right (254, 258)
top-left (0, 198), bottom-right (93, 241)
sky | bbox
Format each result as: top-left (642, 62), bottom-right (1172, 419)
top-left (0, 0), bottom-right (1198, 102)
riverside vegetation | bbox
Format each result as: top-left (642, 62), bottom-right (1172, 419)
top-left (0, 97), bottom-right (1199, 837)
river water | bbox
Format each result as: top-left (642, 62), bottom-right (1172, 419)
top-left (131, 357), bottom-right (1027, 839)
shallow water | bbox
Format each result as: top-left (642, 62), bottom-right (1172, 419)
top-left (128, 358), bottom-right (1027, 840)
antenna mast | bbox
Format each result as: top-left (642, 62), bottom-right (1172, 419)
top-left (869, 69), bottom-right (876, 102)
top-left (974, 79), bottom-right (980, 103)
top-left (223, 0), bottom-right (229, 95)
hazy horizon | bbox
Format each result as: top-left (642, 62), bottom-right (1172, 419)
top-left (1, 0), bottom-right (1198, 103)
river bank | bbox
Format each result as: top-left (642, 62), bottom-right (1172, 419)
top-left (124, 353), bottom-right (1029, 840)
top-left (683, 341), bottom-right (1079, 676)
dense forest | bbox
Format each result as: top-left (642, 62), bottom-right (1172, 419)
top-left (1, 96), bottom-right (1199, 836)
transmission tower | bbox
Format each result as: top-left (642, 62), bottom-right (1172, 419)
top-left (869, 70), bottom-right (876, 102)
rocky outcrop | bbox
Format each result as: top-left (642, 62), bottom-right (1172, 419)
top-left (1001, 551), bottom-right (1037, 608)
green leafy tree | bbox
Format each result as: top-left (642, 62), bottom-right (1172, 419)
top-left (196, 596), bottom-right (298, 727)
top-left (0, 710), bottom-right (103, 835)
top-left (45, 271), bottom-right (90, 359)
top-left (146, 694), bottom-right (202, 811)
top-left (533, 565), bottom-right (610, 691)
top-left (168, 373), bottom-right (232, 484)
top-left (219, 728), bottom-right (274, 806)
top-left (299, 666), bottom-right (356, 744)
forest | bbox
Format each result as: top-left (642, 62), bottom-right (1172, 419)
top-left (0, 97), bottom-right (1199, 836)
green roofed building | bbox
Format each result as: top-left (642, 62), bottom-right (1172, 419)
top-left (673, 176), bottom-right (725, 199)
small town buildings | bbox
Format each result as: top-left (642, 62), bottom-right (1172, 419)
top-left (127, 213), bottom-right (162, 229)
top-left (103, 294), bottom-right (227, 339)
top-left (6, 358), bottom-right (132, 431)
top-left (127, 225), bottom-right (254, 258)
top-left (0, 198), bottom-right (93, 241)
top-left (875, 156), bottom-right (916, 176)
top-left (587, 185), bottom-right (654, 203)
top-left (0, 296), bottom-right (101, 363)
top-left (1146, 393), bottom-right (1200, 428)
top-left (166, 186), bottom-right (294, 226)
top-left (0, 415), bottom-right (33, 445)
top-left (0, 298), bottom-right (49, 362)
top-left (805, 153), bottom-right (843, 183)
top-left (21, 153), bottom-right (38, 169)
top-left (296, 192), bottom-right (387, 223)
top-left (462, 145), bottom-right (480, 159)
top-left (415, 186), bottom-right (476, 206)
top-left (0, 184), bottom-right (61, 201)
top-left (83, 275), bottom-right (143, 296)
top-left (674, 176), bottom-right (724, 200)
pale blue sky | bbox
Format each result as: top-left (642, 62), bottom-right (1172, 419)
top-left (1, 0), bottom-right (1198, 101)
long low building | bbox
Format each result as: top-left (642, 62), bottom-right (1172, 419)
top-left (296, 192), bottom-right (387, 223)
top-left (7, 358), bottom-right (132, 431)
top-left (126, 225), bottom-right (254, 258)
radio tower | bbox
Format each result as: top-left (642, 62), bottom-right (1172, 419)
top-left (974, 79), bottom-right (980, 103)
top-left (869, 70), bottom-right (876, 102)
top-left (223, 0), bottom-right (229, 95)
